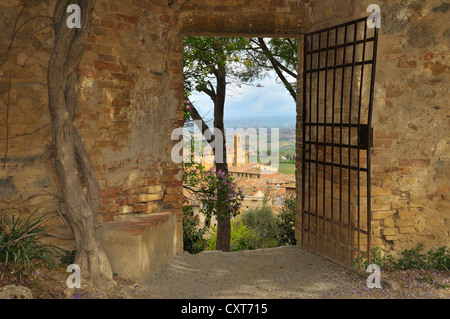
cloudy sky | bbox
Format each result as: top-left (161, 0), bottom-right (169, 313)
top-left (189, 69), bottom-right (297, 121)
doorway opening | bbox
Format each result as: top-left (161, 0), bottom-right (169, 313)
top-left (181, 36), bottom-right (298, 253)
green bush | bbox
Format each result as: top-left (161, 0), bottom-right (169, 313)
top-left (241, 205), bottom-right (278, 248)
top-left (352, 243), bottom-right (450, 271)
top-left (276, 195), bottom-right (296, 246)
top-left (182, 205), bottom-right (207, 254)
top-left (230, 220), bottom-right (260, 251)
top-left (206, 219), bottom-right (259, 252)
top-left (0, 210), bottom-right (63, 278)
top-left (205, 197), bottom-right (299, 252)
top-left (394, 243), bottom-right (450, 271)
top-left (353, 246), bottom-right (389, 271)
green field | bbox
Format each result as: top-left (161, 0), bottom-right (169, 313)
top-left (278, 162), bottom-right (296, 175)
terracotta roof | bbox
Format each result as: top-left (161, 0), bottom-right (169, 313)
top-left (228, 163), bottom-right (261, 174)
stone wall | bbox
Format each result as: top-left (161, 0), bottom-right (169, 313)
top-left (0, 1), bottom-right (60, 240)
top-left (0, 0), bottom-right (185, 250)
top-left (0, 0), bottom-right (448, 262)
top-left (295, 0), bottom-right (449, 257)
top-left (0, 0), bottom-right (310, 253)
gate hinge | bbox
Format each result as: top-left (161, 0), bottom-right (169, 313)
top-left (358, 125), bottom-right (373, 149)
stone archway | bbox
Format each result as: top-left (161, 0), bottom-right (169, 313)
top-left (171, 0), bottom-right (312, 250)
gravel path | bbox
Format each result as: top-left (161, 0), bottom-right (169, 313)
top-left (115, 246), bottom-right (449, 299)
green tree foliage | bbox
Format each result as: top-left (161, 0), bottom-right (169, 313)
top-left (239, 196), bottom-right (297, 249)
top-left (182, 36), bottom-right (299, 250)
top-left (183, 36), bottom-right (263, 251)
top-left (184, 36), bottom-right (261, 100)
top-left (206, 219), bottom-right (259, 252)
top-left (247, 38), bottom-right (298, 101)
top-left (276, 195), bottom-right (296, 246)
top-left (241, 205), bottom-right (279, 248)
top-left (182, 204), bottom-right (207, 254)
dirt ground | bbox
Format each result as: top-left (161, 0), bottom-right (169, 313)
top-left (1, 245), bottom-right (449, 299)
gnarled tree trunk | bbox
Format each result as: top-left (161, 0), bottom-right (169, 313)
top-left (48, 0), bottom-right (114, 289)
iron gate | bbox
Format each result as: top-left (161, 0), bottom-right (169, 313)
top-left (301, 17), bottom-right (379, 267)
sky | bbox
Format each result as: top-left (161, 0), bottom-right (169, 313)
top-left (189, 69), bottom-right (297, 121)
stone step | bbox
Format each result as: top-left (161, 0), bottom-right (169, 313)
top-left (100, 211), bottom-right (178, 281)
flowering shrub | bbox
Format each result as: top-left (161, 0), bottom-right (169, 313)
top-left (183, 96), bottom-right (193, 122)
top-left (184, 163), bottom-right (244, 223)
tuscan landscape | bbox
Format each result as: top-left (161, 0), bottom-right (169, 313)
top-left (0, 0), bottom-right (448, 306)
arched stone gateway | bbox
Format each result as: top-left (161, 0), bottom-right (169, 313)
top-left (0, 0), bottom-right (448, 280)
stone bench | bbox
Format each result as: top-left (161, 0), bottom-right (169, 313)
top-left (100, 211), bottom-right (178, 281)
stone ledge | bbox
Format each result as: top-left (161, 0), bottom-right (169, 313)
top-left (100, 211), bottom-right (178, 281)
top-left (101, 212), bottom-right (171, 236)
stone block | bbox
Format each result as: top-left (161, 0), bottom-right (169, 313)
top-left (395, 218), bottom-right (416, 227)
top-left (128, 193), bottom-right (163, 205)
top-left (132, 204), bottom-right (148, 213)
top-left (146, 185), bottom-right (163, 194)
top-left (384, 236), bottom-right (398, 242)
top-left (398, 208), bottom-right (419, 218)
top-left (100, 211), bottom-right (178, 281)
top-left (121, 206), bottom-right (133, 214)
top-left (382, 228), bottom-right (399, 236)
top-left (372, 210), bottom-right (396, 220)
top-left (383, 217), bottom-right (395, 228)
top-left (398, 159), bottom-right (431, 168)
top-left (0, 285), bottom-right (33, 299)
top-left (140, 193), bottom-right (164, 202)
top-left (399, 227), bottom-right (415, 234)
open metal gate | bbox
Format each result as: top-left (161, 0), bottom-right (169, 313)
top-left (301, 17), bottom-right (378, 267)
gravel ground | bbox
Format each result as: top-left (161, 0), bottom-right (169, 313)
top-left (113, 245), bottom-right (449, 299)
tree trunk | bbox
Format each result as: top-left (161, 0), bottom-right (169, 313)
top-left (48, 0), bottom-right (114, 289)
top-left (213, 63), bottom-right (230, 252)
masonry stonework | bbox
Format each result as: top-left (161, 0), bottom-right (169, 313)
top-left (0, 0), bottom-right (448, 272)
top-left (295, 0), bottom-right (450, 257)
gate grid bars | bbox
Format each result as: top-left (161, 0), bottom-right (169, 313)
top-left (301, 17), bottom-right (378, 267)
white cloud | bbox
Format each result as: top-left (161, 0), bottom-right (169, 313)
top-left (189, 70), bottom-right (296, 119)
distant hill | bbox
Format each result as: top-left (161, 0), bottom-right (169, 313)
top-left (224, 116), bottom-right (296, 129)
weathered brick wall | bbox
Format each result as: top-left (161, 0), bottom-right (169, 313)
top-left (79, 0), bottom-right (183, 222)
top-left (0, 0), bottom-right (185, 250)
